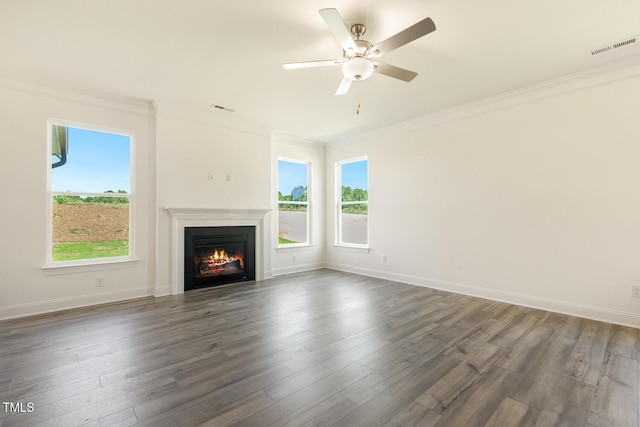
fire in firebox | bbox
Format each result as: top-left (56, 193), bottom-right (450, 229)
top-left (195, 249), bottom-right (244, 278)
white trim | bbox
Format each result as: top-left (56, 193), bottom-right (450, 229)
top-left (277, 157), bottom-right (311, 247)
top-left (276, 244), bottom-right (315, 253)
top-left (46, 120), bottom-right (135, 268)
top-left (156, 106), bottom-right (271, 139)
top-left (46, 121), bottom-right (53, 265)
top-left (42, 259), bottom-right (139, 275)
top-left (272, 263), bottom-right (325, 276)
top-left (333, 245), bottom-right (371, 254)
top-left (336, 156), bottom-right (369, 247)
top-left (0, 72), bottom-right (154, 117)
top-left (324, 55), bottom-right (640, 146)
top-left (325, 263), bottom-right (640, 329)
top-left (271, 131), bottom-right (324, 149)
top-left (0, 287), bottom-right (151, 321)
top-left (166, 208), bottom-right (271, 295)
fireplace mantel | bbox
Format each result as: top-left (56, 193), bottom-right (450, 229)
top-left (166, 207), bottom-right (271, 295)
top-left (166, 207), bottom-right (271, 219)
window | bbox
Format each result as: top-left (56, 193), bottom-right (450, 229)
top-left (337, 157), bottom-right (368, 247)
top-left (48, 121), bottom-right (133, 264)
top-left (278, 159), bottom-right (309, 246)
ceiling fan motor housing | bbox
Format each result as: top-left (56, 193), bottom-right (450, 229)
top-left (344, 39), bottom-right (372, 57)
top-left (351, 23), bottom-right (366, 38)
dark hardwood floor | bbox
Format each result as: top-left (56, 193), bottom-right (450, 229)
top-left (0, 269), bottom-right (638, 426)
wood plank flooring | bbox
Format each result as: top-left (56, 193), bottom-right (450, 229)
top-left (0, 269), bottom-right (638, 426)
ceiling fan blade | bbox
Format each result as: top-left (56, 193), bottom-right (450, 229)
top-left (335, 77), bottom-right (352, 95)
top-left (373, 62), bottom-right (418, 82)
top-left (283, 59), bottom-right (343, 69)
top-left (319, 8), bottom-right (358, 52)
top-left (370, 17), bottom-right (436, 56)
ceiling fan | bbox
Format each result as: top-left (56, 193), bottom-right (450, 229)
top-left (283, 8), bottom-right (436, 95)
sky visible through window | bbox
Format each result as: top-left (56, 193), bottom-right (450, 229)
top-left (278, 160), bottom-right (307, 197)
top-left (341, 160), bottom-right (368, 190)
top-left (51, 127), bottom-right (131, 193)
top-left (275, 160), bottom-right (368, 195)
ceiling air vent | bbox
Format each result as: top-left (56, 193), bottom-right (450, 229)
top-left (589, 35), bottom-right (640, 56)
top-left (211, 104), bottom-right (236, 112)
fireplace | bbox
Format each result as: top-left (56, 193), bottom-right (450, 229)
top-left (184, 226), bottom-right (256, 290)
top-left (166, 207), bottom-right (269, 295)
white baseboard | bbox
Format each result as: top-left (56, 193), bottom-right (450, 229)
top-left (272, 262), bottom-right (325, 277)
top-left (0, 287), bottom-right (153, 320)
top-left (326, 263), bottom-right (640, 329)
top-left (5, 266), bottom-right (638, 329)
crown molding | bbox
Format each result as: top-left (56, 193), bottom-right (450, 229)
top-left (271, 130), bottom-right (324, 150)
top-left (326, 55), bottom-right (640, 147)
top-left (0, 70), bottom-right (155, 117)
top-left (156, 105), bottom-right (272, 140)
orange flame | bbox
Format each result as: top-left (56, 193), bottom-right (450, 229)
top-left (204, 249), bottom-right (244, 268)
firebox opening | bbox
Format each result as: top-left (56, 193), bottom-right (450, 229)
top-left (184, 226), bottom-right (256, 290)
top-left (194, 244), bottom-right (245, 279)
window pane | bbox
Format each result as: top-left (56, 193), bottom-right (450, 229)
top-left (341, 204), bottom-right (367, 245)
top-left (278, 204), bottom-right (307, 244)
top-left (51, 127), bottom-right (130, 194)
top-left (278, 160), bottom-right (307, 202)
top-left (341, 160), bottom-right (368, 202)
top-left (52, 197), bottom-right (129, 261)
top-left (278, 160), bottom-right (309, 245)
top-left (339, 158), bottom-right (368, 246)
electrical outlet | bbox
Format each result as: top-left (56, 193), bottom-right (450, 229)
top-left (207, 172), bottom-right (214, 181)
top-left (96, 277), bottom-right (104, 287)
top-left (631, 284), bottom-right (640, 298)
top-left (382, 254), bottom-right (387, 263)
top-left (292, 255), bottom-right (297, 263)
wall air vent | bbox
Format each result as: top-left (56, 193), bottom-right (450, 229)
top-left (589, 35), bottom-right (639, 56)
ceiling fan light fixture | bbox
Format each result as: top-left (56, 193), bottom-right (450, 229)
top-left (343, 57), bottom-right (374, 81)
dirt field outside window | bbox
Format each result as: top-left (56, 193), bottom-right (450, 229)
top-left (52, 204), bottom-right (129, 243)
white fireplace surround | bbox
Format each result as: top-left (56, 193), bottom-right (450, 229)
top-left (166, 207), bottom-right (271, 295)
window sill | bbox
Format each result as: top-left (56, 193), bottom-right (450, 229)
top-left (42, 258), bottom-right (139, 276)
top-left (333, 245), bottom-right (370, 254)
top-left (276, 244), bottom-right (315, 253)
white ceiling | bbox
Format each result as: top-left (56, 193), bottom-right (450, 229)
top-left (2, 0), bottom-right (640, 142)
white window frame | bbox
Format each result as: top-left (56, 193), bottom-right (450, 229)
top-left (45, 119), bottom-right (135, 268)
top-left (277, 157), bottom-right (311, 248)
top-left (336, 156), bottom-right (369, 249)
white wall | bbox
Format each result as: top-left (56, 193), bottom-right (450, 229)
top-left (0, 79), bottom-right (156, 319)
top-left (271, 133), bottom-right (325, 275)
top-left (3, 69), bottom-right (640, 328)
top-left (154, 113), bottom-right (272, 295)
top-left (326, 74), bottom-right (640, 327)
